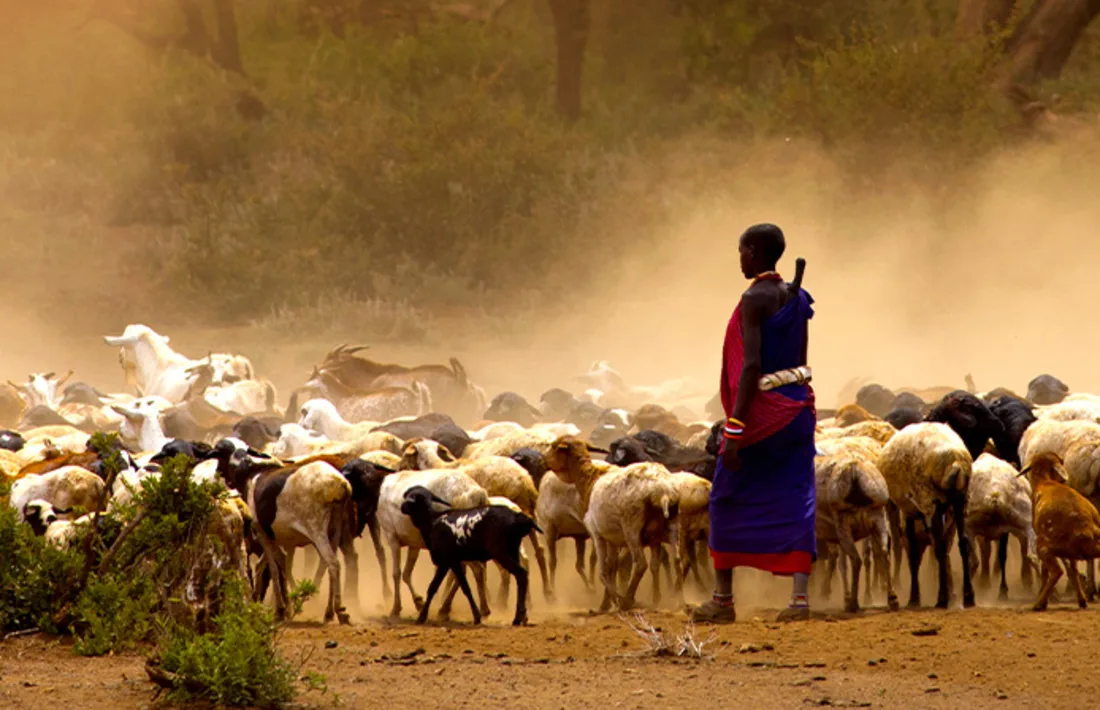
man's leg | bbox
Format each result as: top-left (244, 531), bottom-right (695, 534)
top-left (778, 571), bottom-right (811, 621)
top-left (688, 568), bottom-right (736, 623)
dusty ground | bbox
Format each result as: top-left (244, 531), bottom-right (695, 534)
top-left (1, 604), bottom-right (1096, 710)
top-left (1, 538), bottom-right (1095, 710)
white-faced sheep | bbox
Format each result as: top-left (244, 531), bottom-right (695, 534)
top-left (535, 472), bottom-right (597, 593)
top-left (10, 466), bottom-right (106, 521)
top-left (400, 486), bottom-right (540, 626)
top-left (878, 422), bottom-right (975, 609)
top-left (22, 499), bottom-right (91, 549)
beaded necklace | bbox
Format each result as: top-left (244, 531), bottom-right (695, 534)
top-left (752, 271), bottom-right (782, 285)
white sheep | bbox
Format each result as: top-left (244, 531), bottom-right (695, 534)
top-left (268, 423), bottom-right (337, 459)
top-left (465, 428), bottom-right (559, 459)
top-left (22, 499), bottom-right (91, 549)
top-left (878, 422), bottom-right (974, 610)
top-left (814, 438), bottom-right (897, 613)
top-left (964, 453), bottom-right (1039, 600)
top-left (544, 436), bottom-right (680, 611)
top-left (377, 467), bottom-right (491, 619)
top-left (535, 471), bottom-right (596, 593)
top-left (10, 466), bottom-right (106, 521)
top-left (109, 402), bottom-right (171, 454)
top-left (667, 472), bottom-right (711, 591)
top-left (298, 398), bottom-right (379, 441)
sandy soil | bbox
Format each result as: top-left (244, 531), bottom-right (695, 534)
top-left (1, 603), bottom-right (1095, 710)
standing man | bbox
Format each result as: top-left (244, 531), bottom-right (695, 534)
top-left (690, 223), bottom-right (817, 624)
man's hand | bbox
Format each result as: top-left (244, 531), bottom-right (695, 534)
top-left (721, 439), bottom-right (740, 471)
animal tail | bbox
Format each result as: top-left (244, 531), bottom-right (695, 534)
top-left (449, 357), bottom-right (469, 386)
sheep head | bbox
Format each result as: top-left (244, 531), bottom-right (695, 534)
top-left (400, 485), bottom-right (452, 521)
top-left (399, 438), bottom-right (455, 470)
top-left (1020, 452), bottom-right (1069, 488)
top-left (835, 403), bottom-right (878, 427)
top-left (545, 436), bottom-right (608, 485)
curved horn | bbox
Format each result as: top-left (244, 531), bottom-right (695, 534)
top-left (57, 369), bottom-right (74, 388)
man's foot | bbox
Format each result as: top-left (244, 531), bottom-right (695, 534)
top-left (776, 604), bottom-right (810, 622)
top-left (687, 600), bottom-right (736, 624)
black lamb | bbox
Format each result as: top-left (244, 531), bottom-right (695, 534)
top-left (483, 392), bottom-right (542, 428)
top-left (924, 390), bottom-right (1004, 461)
top-left (608, 431), bottom-right (714, 481)
top-left (400, 485), bottom-right (540, 626)
top-left (988, 395), bottom-right (1037, 468)
top-left (884, 407), bottom-right (924, 431)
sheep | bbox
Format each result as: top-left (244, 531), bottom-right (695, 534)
top-left (892, 391), bottom-right (928, 413)
top-left (377, 467), bottom-right (491, 619)
top-left (855, 383), bottom-right (895, 418)
top-left (299, 398), bottom-right (380, 441)
top-left (589, 408), bottom-right (633, 448)
top-left (464, 428), bottom-right (560, 459)
top-left (0, 382), bottom-right (25, 428)
top-left (22, 499), bottom-right (91, 549)
top-left (372, 413), bottom-right (458, 442)
top-left (816, 420), bottom-right (897, 445)
top-left (834, 404), bottom-right (879, 427)
top-left (539, 388), bottom-right (582, 422)
top-left (232, 416), bottom-right (284, 452)
top-left (269, 423), bottom-right (337, 458)
top-left (1036, 400), bottom-right (1100, 424)
top-left (545, 436), bottom-right (679, 611)
top-left (1027, 374), bottom-right (1069, 406)
top-left (400, 485), bottom-right (539, 625)
top-left (236, 457), bottom-right (354, 623)
top-left (482, 392), bottom-right (542, 428)
top-left (0, 430), bottom-right (25, 452)
top-left (109, 402), bottom-right (171, 454)
top-left (1022, 452), bottom-right (1100, 610)
top-left (884, 408), bottom-right (924, 431)
top-left (667, 472), bottom-right (712, 590)
top-left (925, 391), bottom-right (1004, 461)
top-left (536, 471), bottom-right (596, 592)
top-left (878, 422), bottom-right (975, 609)
top-left (10, 465), bottom-right (106, 521)
top-left (814, 439), bottom-right (897, 613)
top-left (607, 432), bottom-right (714, 480)
top-left (397, 438), bottom-right (550, 603)
top-left (988, 396), bottom-right (1037, 468)
top-left (964, 453), bottom-right (1039, 600)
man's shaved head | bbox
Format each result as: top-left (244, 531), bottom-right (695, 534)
top-left (742, 223), bottom-right (786, 266)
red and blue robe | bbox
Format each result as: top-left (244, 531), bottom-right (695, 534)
top-left (709, 287), bottom-right (817, 575)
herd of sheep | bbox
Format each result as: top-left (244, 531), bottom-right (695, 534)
top-left (3, 323), bottom-right (1100, 627)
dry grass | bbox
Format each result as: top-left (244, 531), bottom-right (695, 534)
top-left (620, 611), bottom-right (716, 659)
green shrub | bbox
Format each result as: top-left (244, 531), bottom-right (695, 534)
top-left (0, 506), bottom-right (84, 633)
top-left (155, 578), bottom-right (298, 708)
top-left (73, 573), bottom-right (157, 656)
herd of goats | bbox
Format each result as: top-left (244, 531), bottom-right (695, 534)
top-left (3, 323), bottom-right (1100, 626)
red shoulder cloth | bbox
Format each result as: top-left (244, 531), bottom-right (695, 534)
top-left (719, 301), bottom-right (815, 447)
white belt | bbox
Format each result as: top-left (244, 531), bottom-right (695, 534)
top-left (759, 366), bottom-right (812, 392)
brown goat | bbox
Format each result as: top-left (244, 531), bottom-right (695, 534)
top-left (1023, 452), bottom-right (1100, 610)
top-left (835, 404), bottom-right (880, 428)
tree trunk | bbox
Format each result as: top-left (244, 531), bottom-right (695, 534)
top-left (955, 0), bottom-right (1019, 37)
top-left (1003, 0), bottom-right (1100, 84)
top-left (548, 0), bottom-right (591, 122)
top-left (210, 0), bottom-right (245, 74)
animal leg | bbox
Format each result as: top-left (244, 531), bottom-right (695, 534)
top-left (1019, 534), bottom-right (1034, 591)
top-left (437, 573), bottom-right (459, 618)
top-left (451, 564), bottom-right (482, 625)
top-left (996, 534), bottom-right (1009, 602)
top-left (255, 535), bottom-right (289, 620)
top-left (1068, 561), bottom-right (1089, 608)
top-left (544, 526), bottom-right (559, 594)
top-left (905, 516), bottom-right (927, 609)
top-left (387, 536), bottom-right (404, 618)
top-left (416, 565), bottom-right (451, 625)
top-left (871, 512), bottom-right (898, 611)
top-left (571, 537), bottom-right (589, 589)
top-left (888, 503), bottom-right (904, 587)
top-left (526, 531), bottom-right (551, 602)
top-left (313, 534), bottom-right (346, 624)
top-left (1034, 553), bottom-right (1063, 611)
top-left (1086, 559), bottom-right (1097, 601)
top-left (497, 554), bottom-right (530, 626)
top-left (472, 562), bottom-right (492, 618)
top-left (861, 538), bottom-right (873, 602)
top-left (837, 517), bottom-right (861, 613)
top-left (621, 543), bottom-right (649, 611)
top-left (952, 497), bottom-right (975, 608)
top-left (341, 537), bottom-right (360, 619)
top-left (402, 547), bottom-right (423, 610)
top-left (932, 506), bottom-right (951, 609)
top-left (593, 536), bottom-right (615, 612)
top-left (367, 516), bottom-right (391, 600)
top-left (496, 561), bottom-right (511, 607)
top-left (976, 536), bottom-right (991, 591)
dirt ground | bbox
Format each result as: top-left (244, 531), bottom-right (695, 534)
top-left (1, 541), bottom-right (1096, 710)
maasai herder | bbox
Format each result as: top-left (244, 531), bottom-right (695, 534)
top-left (689, 223), bottom-right (816, 624)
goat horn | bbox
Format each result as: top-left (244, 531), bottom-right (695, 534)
top-left (7, 380), bottom-right (20, 390)
top-left (430, 493), bottom-right (452, 507)
top-left (57, 369), bottom-right (74, 387)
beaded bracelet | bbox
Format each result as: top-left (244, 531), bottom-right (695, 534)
top-left (723, 417), bottom-right (745, 440)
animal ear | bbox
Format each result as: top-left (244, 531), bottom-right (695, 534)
top-left (374, 464), bottom-right (396, 474)
top-left (44, 372), bottom-right (56, 380)
top-left (430, 493), bottom-right (452, 508)
top-left (438, 446), bottom-right (456, 463)
top-left (585, 443), bottom-right (610, 454)
top-left (608, 448), bottom-right (626, 464)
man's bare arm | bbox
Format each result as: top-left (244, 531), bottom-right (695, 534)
top-left (732, 290), bottom-right (766, 424)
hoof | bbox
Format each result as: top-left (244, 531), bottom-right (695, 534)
top-left (887, 596), bottom-right (900, 612)
top-left (389, 609), bottom-right (402, 620)
top-left (1079, 599), bottom-right (1089, 609)
top-left (472, 616), bottom-right (482, 626)
top-left (998, 589), bottom-right (1009, 602)
top-left (480, 607), bottom-right (492, 618)
top-left (512, 616), bottom-right (527, 627)
top-left (337, 611), bottom-right (351, 625)
top-left (844, 599), bottom-right (859, 614)
top-left (1032, 603), bottom-right (1047, 612)
top-left (906, 599), bottom-right (921, 610)
top-left (963, 594), bottom-right (976, 609)
top-left (323, 612), bottom-right (334, 623)
top-left (935, 596), bottom-right (949, 610)
top-left (412, 596), bottom-right (425, 612)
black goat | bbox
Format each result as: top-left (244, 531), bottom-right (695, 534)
top-left (925, 391), bottom-right (1004, 460)
top-left (892, 391), bottom-right (927, 413)
top-left (0, 430), bottom-right (25, 452)
top-left (856, 383), bottom-right (895, 418)
top-left (510, 447), bottom-right (548, 490)
top-left (400, 485), bottom-right (540, 626)
top-left (430, 423), bottom-right (474, 458)
top-left (988, 396), bottom-right (1037, 468)
top-left (607, 430), bottom-right (714, 480)
top-left (884, 407), bottom-right (924, 430)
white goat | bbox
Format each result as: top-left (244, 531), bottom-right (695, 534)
top-left (965, 453), bottom-right (1039, 600)
top-left (10, 466), bottom-right (106, 521)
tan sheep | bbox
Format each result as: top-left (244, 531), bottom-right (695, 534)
top-left (878, 422), bottom-right (974, 609)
